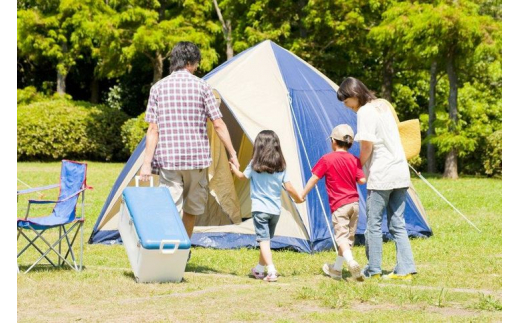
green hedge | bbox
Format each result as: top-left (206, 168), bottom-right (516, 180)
top-left (18, 99), bottom-right (130, 161)
top-left (121, 112), bottom-right (148, 155)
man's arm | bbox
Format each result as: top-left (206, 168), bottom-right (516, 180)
top-left (359, 140), bottom-right (373, 166)
top-left (212, 118), bottom-right (240, 169)
top-left (139, 123), bottom-right (159, 181)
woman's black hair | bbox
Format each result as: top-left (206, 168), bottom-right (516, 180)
top-left (337, 77), bottom-right (377, 107)
top-left (169, 41), bottom-right (201, 73)
top-left (251, 130), bottom-right (286, 174)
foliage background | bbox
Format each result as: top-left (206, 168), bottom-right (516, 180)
top-left (17, 0), bottom-right (502, 176)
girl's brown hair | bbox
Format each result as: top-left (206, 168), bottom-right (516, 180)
top-left (337, 77), bottom-right (377, 107)
top-left (251, 130), bottom-right (286, 174)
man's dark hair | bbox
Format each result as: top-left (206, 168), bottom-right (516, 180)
top-left (251, 130), bottom-right (286, 174)
top-left (337, 77), bottom-right (377, 107)
top-left (169, 42), bottom-right (201, 73)
top-left (333, 136), bottom-right (354, 150)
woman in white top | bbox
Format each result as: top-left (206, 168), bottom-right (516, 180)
top-left (337, 77), bottom-right (417, 280)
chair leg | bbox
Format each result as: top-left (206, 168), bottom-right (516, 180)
top-left (21, 224), bottom-right (81, 273)
top-left (80, 222), bottom-right (83, 270)
top-left (18, 228), bottom-right (57, 267)
top-left (59, 226), bottom-right (62, 267)
top-left (62, 224), bottom-right (81, 271)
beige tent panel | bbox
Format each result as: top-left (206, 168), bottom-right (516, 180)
top-left (196, 122), bottom-right (241, 226)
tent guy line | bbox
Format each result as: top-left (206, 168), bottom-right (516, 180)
top-left (409, 164), bottom-right (482, 233)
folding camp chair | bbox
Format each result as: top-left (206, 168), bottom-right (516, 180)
top-left (17, 160), bottom-right (92, 273)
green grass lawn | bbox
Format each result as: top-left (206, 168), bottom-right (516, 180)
top-left (17, 162), bottom-right (502, 322)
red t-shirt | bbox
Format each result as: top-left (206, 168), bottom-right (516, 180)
top-left (312, 151), bottom-right (365, 213)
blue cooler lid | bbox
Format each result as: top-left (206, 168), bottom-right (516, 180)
top-left (122, 187), bottom-right (191, 250)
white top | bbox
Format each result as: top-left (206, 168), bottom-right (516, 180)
top-left (354, 99), bottom-right (410, 190)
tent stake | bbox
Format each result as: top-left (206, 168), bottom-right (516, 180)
top-left (408, 165), bottom-right (482, 233)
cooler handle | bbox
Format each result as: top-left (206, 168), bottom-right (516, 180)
top-left (159, 240), bottom-right (180, 254)
top-left (134, 175), bottom-right (154, 187)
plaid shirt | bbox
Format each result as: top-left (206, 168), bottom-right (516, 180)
top-left (145, 69), bottom-right (223, 170)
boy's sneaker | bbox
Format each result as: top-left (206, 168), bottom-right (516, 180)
top-left (263, 271), bottom-right (278, 282)
top-left (382, 272), bottom-right (413, 281)
top-left (322, 263), bottom-right (342, 280)
top-left (347, 260), bottom-right (364, 282)
top-left (250, 268), bottom-right (265, 280)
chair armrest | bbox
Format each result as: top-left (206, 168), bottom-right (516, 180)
top-left (27, 186), bottom-right (93, 205)
top-left (28, 199), bottom-right (59, 205)
top-left (17, 184), bottom-right (60, 195)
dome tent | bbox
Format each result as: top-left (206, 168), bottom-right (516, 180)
top-left (89, 40), bottom-right (432, 252)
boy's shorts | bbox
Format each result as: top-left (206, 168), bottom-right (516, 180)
top-left (252, 211), bottom-right (280, 241)
top-left (332, 202), bottom-right (359, 248)
top-left (159, 168), bottom-right (208, 216)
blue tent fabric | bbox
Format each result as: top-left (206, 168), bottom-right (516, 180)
top-left (270, 42), bottom-right (431, 249)
top-left (191, 232), bottom-right (312, 253)
top-left (89, 40), bottom-right (432, 251)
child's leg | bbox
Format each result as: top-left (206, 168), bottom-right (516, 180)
top-left (258, 250), bottom-right (266, 266)
top-left (264, 213), bottom-right (280, 275)
top-left (331, 204), bottom-right (352, 271)
top-left (332, 203), bottom-right (363, 280)
top-left (348, 202), bottom-right (360, 250)
top-left (253, 212), bottom-right (278, 275)
top-left (338, 243), bottom-right (352, 262)
top-left (259, 240), bottom-right (273, 266)
top-left (342, 203), bottom-right (361, 263)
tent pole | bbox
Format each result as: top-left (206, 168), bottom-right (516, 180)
top-left (408, 165), bottom-right (482, 233)
top-left (287, 94), bottom-right (339, 254)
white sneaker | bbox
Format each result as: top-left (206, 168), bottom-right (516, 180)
top-left (322, 263), bottom-right (342, 280)
top-left (263, 271), bottom-right (279, 282)
top-left (348, 260), bottom-right (364, 282)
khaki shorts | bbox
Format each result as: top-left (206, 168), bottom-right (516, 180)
top-left (332, 202), bottom-right (359, 248)
top-left (159, 168), bottom-right (208, 216)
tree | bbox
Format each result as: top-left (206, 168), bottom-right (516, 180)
top-left (212, 0), bottom-right (234, 60)
top-left (371, 1), bottom-right (501, 178)
top-left (427, 1), bottom-right (500, 178)
top-left (17, 0), bottom-right (109, 95)
top-left (94, 0), bottom-right (220, 85)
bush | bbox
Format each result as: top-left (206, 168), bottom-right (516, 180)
top-left (17, 99), bottom-right (130, 161)
top-left (17, 86), bottom-right (73, 105)
top-left (121, 113), bottom-right (148, 154)
top-left (483, 130), bottom-right (502, 177)
top-left (17, 86), bottom-right (46, 105)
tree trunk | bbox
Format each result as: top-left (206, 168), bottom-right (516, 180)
top-left (57, 70), bottom-right (66, 96)
top-left (212, 0), bottom-right (234, 60)
top-left (443, 52), bottom-right (459, 179)
top-left (381, 48), bottom-right (393, 102)
top-left (427, 60), bottom-right (437, 173)
top-left (443, 149), bottom-right (458, 179)
top-left (225, 20), bottom-right (234, 60)
top-left (90, 79), bottom-right (100, 104)
top-left (57, 42), bottom-right (68, 96)
top-left (298, 0), bottom-right (308, 38)
top-left (152, 52), bottom-right (164, 84)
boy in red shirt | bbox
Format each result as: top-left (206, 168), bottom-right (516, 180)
top-left (301, 124), bottom-right (366, 281)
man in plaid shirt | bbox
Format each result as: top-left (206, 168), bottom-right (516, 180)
top-left (140, 42), bottom-right (239, 241)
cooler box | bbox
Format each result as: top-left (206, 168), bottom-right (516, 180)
top-left (119, 187), bottom-right (191, 283)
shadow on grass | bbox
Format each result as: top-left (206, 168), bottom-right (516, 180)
top-left (17, 264), bottom-right (80, 273)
